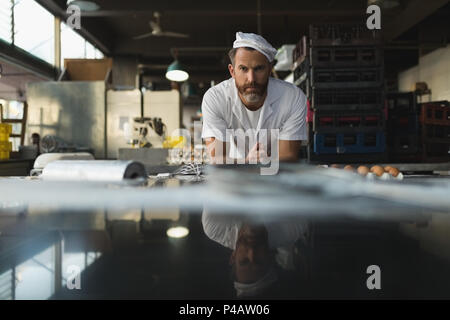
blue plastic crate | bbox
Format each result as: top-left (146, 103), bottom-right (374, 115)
top-left (313, 131), bottom-right (385, 154)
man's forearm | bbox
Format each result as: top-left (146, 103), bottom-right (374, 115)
top-left (278, 152), bottom-right (299, 163)
top-left (278, 140), bottom-right (302, 163)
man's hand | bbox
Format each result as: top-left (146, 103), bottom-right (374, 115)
top-left (245, 142), bottom-right (269, 164)
top-left (205, 138), bottom-right (302, 164)
top-left (247, 140), bottom-right (301, 163)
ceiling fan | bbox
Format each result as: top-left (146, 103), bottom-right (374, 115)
top-left (133, 12), bottom-right (189, 40)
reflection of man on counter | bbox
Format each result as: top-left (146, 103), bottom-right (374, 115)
top-left (202, 212), bottom-right (310, 298)
top-left (201, 32), bottom-right (307, 164)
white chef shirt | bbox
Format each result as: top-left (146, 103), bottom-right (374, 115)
top-left (201, 211), bottom-right (309, 251)
top-left (201, 210), bottom-right (310, 270)
top-left (201, 77), bottom-right (307, 158)
top-left (245, 107), bottom-right (262, 129)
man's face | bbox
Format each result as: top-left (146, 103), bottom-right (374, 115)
top-left (230, 224), bottom-right (272, 284)
top-left (228, 48), bottom-right (271, 107)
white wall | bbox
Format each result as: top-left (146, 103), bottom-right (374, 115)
top-left (106, 89), bottom-right (141, 158)
top-left (143, 90), bottom-right (181, 147)
top-left (398, 44), bottom-right (450, 101)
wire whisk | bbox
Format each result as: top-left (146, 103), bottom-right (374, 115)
top-left (173, 163), bottom-right (204, 176)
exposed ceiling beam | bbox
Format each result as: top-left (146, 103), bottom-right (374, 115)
top-left (78, 10), bottom-right (363, 17)
top-left (77, 0), bottom-right (367, 11)
top-left (384, 0), bottom-right (450, 42)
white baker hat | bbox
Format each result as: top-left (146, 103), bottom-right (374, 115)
top-left (233, 32), bottom-right (277, 62)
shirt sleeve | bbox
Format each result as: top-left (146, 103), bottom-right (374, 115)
top-left (278, 89), bottom-right (308, 141)
top-left (201, 88), bottom-right (228, 141)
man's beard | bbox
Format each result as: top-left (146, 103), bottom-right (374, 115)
top-left (236, 80), bottom-right (268, 104)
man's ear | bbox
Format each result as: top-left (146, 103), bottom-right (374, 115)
top-left (229, 251), bottom-right (236, 266)
top-left (228, 64), bottom-right (235, 78)
top-left (269, 61), bottom-right (275, 74)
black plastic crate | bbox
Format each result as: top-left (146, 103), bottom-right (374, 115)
top-left (314, 109), bottom-right (385, 133)
top-left (388, 153), bottom-right (423, 163)
top-left (421, 124), bottom-right (450, 142)
top-left (311, 67), bottom-right (383, 89)
top-left (309, 24), bottom-right (382, 46)
top-left (388, 134), bottom-right (420, 155)
top-left (387, 113), bottom-right (419, 136)
top-left (386, 92), bottom-right (418, 114)
top-left (312, 88), bottom-right (384, 111)
top-left (307, 148), bottom-right (388, 164)
top-left (387, 124), bottom-right (450, 162)
top-left (313, 131), bottom-right (386, 155)
top-left (310, 46), bottom-right (383, 68)
top-left (422, 143), bottom-right (450, 161)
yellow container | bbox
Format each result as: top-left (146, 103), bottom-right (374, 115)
top-left (0, 141), bottom-right (11, 150)
top-left (0, 141), bottom-right (11, 160)
top-left (0, 151), bottom-right (10, 160)
top-left (0, 123), bottom-right (12, 142)
top-left (0, 133), bottom-right (9, 141)
top-left (163, 136), bottom-right (186, 148)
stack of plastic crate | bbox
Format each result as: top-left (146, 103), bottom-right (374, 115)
top-left (293, 24), bottom-right (386, 163)
top-left (386, 92), bottom-right (421, 162)
top-left (419, 100), bottom-right (450, 162)
top-left (386, 94), bottom-right (450, 163)
top-left (0, 123), bottom-right (12, 160)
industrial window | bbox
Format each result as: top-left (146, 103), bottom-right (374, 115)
top-left (13, 0), bottom-right (55, 65)
top-left (61, 22), bottom-right (104, 67)
top-left (0, 0), bottom-right (13, 44)
top-left (0, 99), bottom-right (24, 119)
top-left (1, 1), bottom-right (104, 67)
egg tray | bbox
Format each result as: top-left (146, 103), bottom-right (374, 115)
top-left (365, 171), bottom-right (404, 181)
top-left (320, 165), bottom-right (404, 181)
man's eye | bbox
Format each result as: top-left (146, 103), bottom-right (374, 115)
top-left (240, 66), bottom-right (248, 71)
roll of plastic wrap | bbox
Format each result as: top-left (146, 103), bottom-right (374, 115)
top-left (34, 152), bottom-right (95, 169)
top-left (41, 160), bottom-right (147, 181)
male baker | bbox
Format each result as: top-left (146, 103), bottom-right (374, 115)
top-left (201, 32), bottom-right (307, 164)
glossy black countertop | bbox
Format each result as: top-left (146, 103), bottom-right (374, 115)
top-left (1, 164), bottom-right (450, 300)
